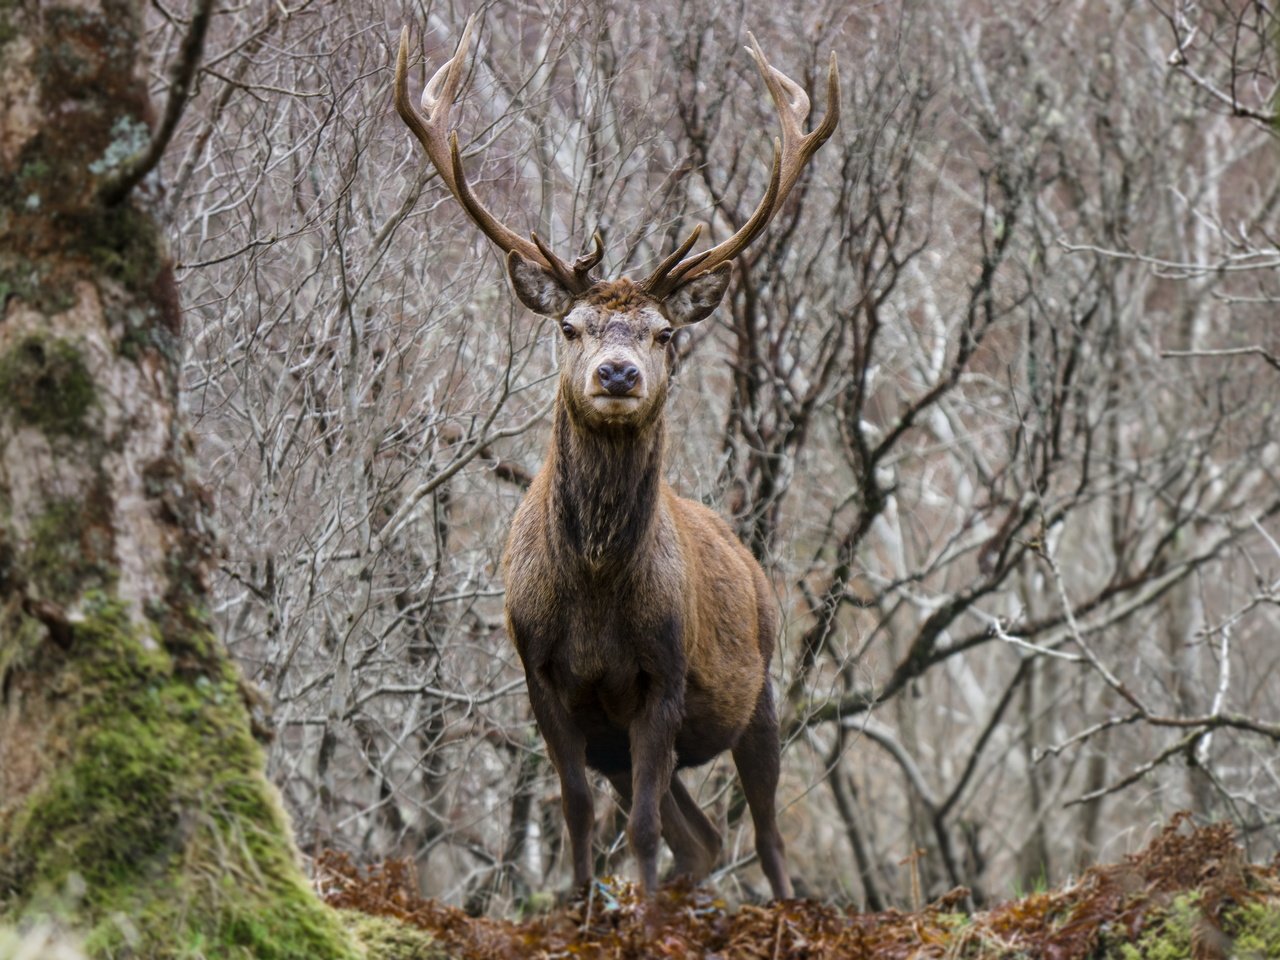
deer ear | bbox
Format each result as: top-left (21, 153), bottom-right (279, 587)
top-left (507, 251), bottom-right (574, 317)
top-left (666, 263), bottom-right (732, 326)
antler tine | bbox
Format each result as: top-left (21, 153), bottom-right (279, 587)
top-left (419, 16), bottom-right (475, 126)
top-left (642, 223), bottom-right (704, 295)
top-left (746, 34), bottom-right (842, 200)
top-left (572, 231), bottom-right (605, 284)
top-left (643, 37), bottom-right (840, 297)
top-left (527, 230), bottom-right (579, 290)
top-left (394, 20), bottom-right (585, 290)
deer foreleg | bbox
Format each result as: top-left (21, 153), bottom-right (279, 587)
top-left (526, 671), bottom-right (595, 889)
top-left (627, 685), bottom-right (681, 894)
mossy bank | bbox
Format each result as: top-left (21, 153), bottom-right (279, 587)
top-left (0, 597), bottom-right (358, 958)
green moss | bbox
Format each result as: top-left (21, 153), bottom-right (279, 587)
top-left (0, 596), bottom-right (358, 959)
top-left (1225, 900), bottom-right (1280, 959)
top-left (1, 185), bottom-right (172, 325)
top-left (340, 912), bottom-right (446, 960)
top-left (1113, 899), bottom-right (1196, 959)
top-left (82, 204), bottom-right (164, 296)
top-left (0, 334), bottom-right (96, 437)
top-left (1112, 892), bottom-right (1280, 960)
top-left (0, 613), bottom-right (46, 690)
top-left (27, 497), bottom-right (113, 600)
top-left (0, 257), bottom-right (78, 317)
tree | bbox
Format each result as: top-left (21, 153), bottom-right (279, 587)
top-left (0, 1), bottom-right (356, 955)
top-left (152, 0), bottom-right (1280, 913)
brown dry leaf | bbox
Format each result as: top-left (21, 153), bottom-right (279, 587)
top-left (319, 816), bottom-right (1280, 960)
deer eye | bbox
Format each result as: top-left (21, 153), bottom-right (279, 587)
top-left (560, 322), bottom-right (579, 341)
top-left (655, 328), bottom-right (674, 346)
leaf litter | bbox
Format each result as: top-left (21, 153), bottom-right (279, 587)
top-left (318, 813), bottom-right (1280, 959)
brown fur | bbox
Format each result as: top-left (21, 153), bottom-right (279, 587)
top-left (584, 278), bottom-right (647, 312)
top-left (501, 262), bottom-right (791, 898)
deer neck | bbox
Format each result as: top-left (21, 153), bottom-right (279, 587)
top-left (547, 391), bottom-right (665, 574)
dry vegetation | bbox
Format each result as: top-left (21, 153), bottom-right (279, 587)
top-left (319, 816), bottom-right (1280, 958)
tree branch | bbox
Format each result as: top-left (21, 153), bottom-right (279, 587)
top-left (98, 0), bottom-right (215, 205)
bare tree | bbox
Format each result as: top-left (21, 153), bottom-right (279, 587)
top-left (165, 0), bottom-right (1280, 912)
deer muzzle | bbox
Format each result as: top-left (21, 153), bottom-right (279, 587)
top-left (596, 361), bottom-right (641, 397)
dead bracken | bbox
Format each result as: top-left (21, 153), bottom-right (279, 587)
top-left (319, 814), bottom-right (1280, 959)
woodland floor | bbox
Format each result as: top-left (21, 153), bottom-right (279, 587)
top-left (319, 814), bottom-right (1280, 959)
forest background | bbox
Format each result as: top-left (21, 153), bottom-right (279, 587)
top-left (152, 0), bottom-right (1279, 915)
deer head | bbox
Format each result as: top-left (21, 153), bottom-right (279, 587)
top-left (393, 19), bottom-right (839, 429)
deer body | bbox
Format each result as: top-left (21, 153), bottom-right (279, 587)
top-left (394, 20), bottom-right (838, 899)
top-left (503, 357), bottom-right (785, 895)
top-left (497, 274), bottom-right (789, 895)
top-left (505, 412), bottom-right (774, 768)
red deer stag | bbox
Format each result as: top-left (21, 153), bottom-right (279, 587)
top-left (394, 19), bottom-right (838, 899)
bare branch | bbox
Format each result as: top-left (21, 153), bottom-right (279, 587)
top-left (98, 0), bottom-right (214, 205)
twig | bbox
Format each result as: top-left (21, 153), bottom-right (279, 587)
top-left (1036, 712), bottom-right (1143, 762)
top-left (1065, 731), bottom-right (1202, 807)
top-left (344, 678), bottom-right (525, 718)
top-left (98, 0), bottom-right (215, 205)
top-left (1161, 346), bottom-right (1280, 373)
top-left (1039, 540), bottom-right (1144, 712)
top-left (1057, 239), bottom-right (1280, 278)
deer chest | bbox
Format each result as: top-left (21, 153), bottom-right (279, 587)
top-left (511, 583), bottom-right (687, 720)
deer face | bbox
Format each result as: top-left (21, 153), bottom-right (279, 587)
top-left (508, 253), bottom-right (732, 428)
top-left (397, 19), bottom-right (836, 430)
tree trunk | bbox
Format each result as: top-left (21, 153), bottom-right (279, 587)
top-left (0, 3), bottom-right (355, 956)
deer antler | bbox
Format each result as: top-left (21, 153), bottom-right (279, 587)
top-left (394, 19), bottom-right (599, 293)
top-left (643, 34), bottom-right (840, 298)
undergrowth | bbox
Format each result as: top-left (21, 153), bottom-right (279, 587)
top-left (318, 813), bottom-right (1280, 959)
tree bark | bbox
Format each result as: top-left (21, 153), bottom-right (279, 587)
top-left (0, 2), bottom-right (356, 955)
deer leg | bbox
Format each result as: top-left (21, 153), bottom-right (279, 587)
top-left (666, 776), bottom-right (722, 881)
top-left (731, 683), bottom-right (793, 899)
top-left (557, 742), bottom-right (595, 889)
top-left (526, 673), bottom-right (595, 889)
top-left (607, 772), bottom-right (721, 883)
top-left (627, 686), bottom-right (681, 894)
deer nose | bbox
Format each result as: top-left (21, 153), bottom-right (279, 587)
top-left (597, 362), bottom-right (640, 396)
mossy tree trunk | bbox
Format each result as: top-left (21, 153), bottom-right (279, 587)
top-left (0, 3), bottom-right (357, 956)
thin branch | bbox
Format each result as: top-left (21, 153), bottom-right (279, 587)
top-left (98, 0), bottom-right (215, 205)
top-left (1065, 731), bottom-right (1202, 807)
top-left (345, 679), bottom-right (526, 718)
top-left (1161, 346), bottom-right (1280, 373)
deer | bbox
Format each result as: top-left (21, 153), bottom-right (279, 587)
top-left (394, 18), bottom-right (838, 899)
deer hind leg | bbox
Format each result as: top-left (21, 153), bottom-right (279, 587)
top-left (731, 683), bottom-right (793, 899)
top-left (665, 775), bottom-right (722, 880)
top-left (606, 773), bottom-right (722, 883)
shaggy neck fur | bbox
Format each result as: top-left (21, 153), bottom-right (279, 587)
top-left (548, 389), bottom-right (666, 576)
